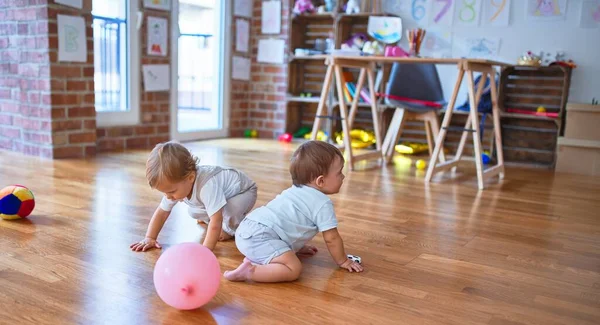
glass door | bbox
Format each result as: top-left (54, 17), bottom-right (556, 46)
top-left (171, 0), bottom-right (230, 141)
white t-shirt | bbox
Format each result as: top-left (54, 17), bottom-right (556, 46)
top-left (246, 185), bottom-right (338, 252)
top-left (159, 169), bottom-right (246, 219)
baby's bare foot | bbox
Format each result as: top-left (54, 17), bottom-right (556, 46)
top-left (296, 245), bottom-right (318, 257)
top-left (224, 258), bottom-right (254, 282)
top-left (219, 230), bottom-right (234, 242)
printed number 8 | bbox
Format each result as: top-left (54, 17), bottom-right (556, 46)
top-left (412, 0), bottom-right (427, 21)
top-left (460, 0), bottom-right (476, 22)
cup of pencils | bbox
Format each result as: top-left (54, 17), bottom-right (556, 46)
top-left (407, 28), bottom-right (426, 57)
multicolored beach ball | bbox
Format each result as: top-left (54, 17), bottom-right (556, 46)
top-left (0, 185), bottom-right (35, 220)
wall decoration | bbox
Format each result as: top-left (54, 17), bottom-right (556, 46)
top-left (455, 0), bottom-right (482, 27)
top-left (143, 0), bottom-right (171, 11)
top-left (55, 0), bottom-right (82, 9)
top-left (232, 56), bottom-right (251, 81)
top-left (142, 64), bottom-right (170, 92)
top-left (526, 0), bottom-right (567, 21)
top-left (147, 16), bottom-right (168, 56)
top-left (483, 0), bottom-right (511, 26)
top-left (430, 0), bottom-right (455, 26)
top-left (236, 19), bottom-right (250, 53)
top-left (234, 0), bottom-right (253, 18)
top-left (580, 1), bottom-right (600, 28)
top-left (262, 1), bottom-right (281, 34)
top-left (57, 14), bottom-right (87, 62)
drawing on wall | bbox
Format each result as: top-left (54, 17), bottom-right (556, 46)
top-left (483, 0), bottom-right (511, 26)
top-left (142, 64), bottom-right (170, 92)
top-left (408, 0), bottom-right (431, 26)
top-left (143, 0), bottom-right (171, 11)
top-left (430, 0), bottom-right (455, 27)
top-left (262, 1), bottom-right (281, 34)
top-left (580, 1), bottom-right (600, 28)
top-left (147, 17), bottom-right (168, 56)
top-left (420, 30), bottom-right (453, 58)
top-left (234, 0), bottom-right (253, 18)
top-left (57, 14), bottom-right (87, 62)
top-left (526, 0), bottom-right (567, 21)
top-left (232, 56), bottom-right (251, 81)
top-left (454, 37), bottom-right (501, 59)
top-left (454, 0), bottom-right (482, 27)
top-left (257, 39), bottom-right (284, 64)
top-left (236, 19), bottom-right (250, 53)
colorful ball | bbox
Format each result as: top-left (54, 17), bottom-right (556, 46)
top-left (415, 159), bottom-right (427, 170)
top-left (0, 185), bottom-right (35, 220)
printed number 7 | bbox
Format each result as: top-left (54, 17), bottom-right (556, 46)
top-left (412, 0), bottom-right (427, 21)
top-left (434, 0), bottom-right (452, 23)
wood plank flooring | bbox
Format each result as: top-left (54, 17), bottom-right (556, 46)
top-left (0, 139), bottom-right (599, 325)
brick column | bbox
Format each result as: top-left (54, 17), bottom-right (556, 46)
top-left (49, 0), bottom-right (97, 158)
top-left (0, 1), bottom-right (54, 157)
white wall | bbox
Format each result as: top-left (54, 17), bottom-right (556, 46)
top-left (384, 0), bottom-right (600, 104)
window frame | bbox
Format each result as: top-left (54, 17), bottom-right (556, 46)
top-left (94, 0), bottom-right (140, 127)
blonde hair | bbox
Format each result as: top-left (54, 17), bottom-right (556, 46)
top-left (146, 141), bottom-right (199, 188)
top-left (289, 140), bottom-right (344, 186)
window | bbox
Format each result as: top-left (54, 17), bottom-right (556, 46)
top-left (92, 0), bottom-right (140, 126)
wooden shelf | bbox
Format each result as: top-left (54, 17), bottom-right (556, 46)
top-left (500, 112), bottom-right (559, 121)
top-left (292, 13), bottom-right (335, 21)
top-left (287, 96), bottom-right (320, 103)
top-left (288, 55), bottom-right (329, 62)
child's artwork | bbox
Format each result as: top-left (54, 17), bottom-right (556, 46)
top-left (454, 37), bottom-right (501, 59)
top-left (232, 56), bottom-right (251, 81)
top-left (261, 1), bottom-right (281, 34)
top-left (409, 0), bottom-right (431, 26)
top-left (236, 19), bottom-right (250, 53)
top-left (257, 39), bottom-right (284, 64)
top-left (526, 0), bottom-right (567, 21)
top-left (367, 16), bottom-right (402, 44)
top-left (420, 30), bottom-right (453, 58)
top-left (580, 1), bottom-right (600, 28)
top-left (147, 17), bottom-right (168, 56)
top-left (483, 0), bottom-right (511, 26)
top-left (143, 0), bottom-right (171, 11)
top-left (142, 64), bottom-right (170, 92)
top-left (430, 0), bottom-right (455, 27)
top-left (234, 0), bottom-right (253, 18)
top-left (57, 14), bottom-right (87, 62)
top-left (55, 0), bottom-right (82, 9)
top-left (454, 0), bottom-right (482, 27)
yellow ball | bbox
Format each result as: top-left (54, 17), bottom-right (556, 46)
top-left (416, 159), bottom-right (427, 170)
top-left (250, 130), bottom-right (258, 138)
top-left (536, 106), bottom-right (546, 113)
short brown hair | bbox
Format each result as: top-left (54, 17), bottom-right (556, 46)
top-left (146, 141), bottom-right (199, 188)
top-left (290, 140), bottom-right (344, 186)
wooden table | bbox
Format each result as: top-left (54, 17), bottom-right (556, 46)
top-left (309, 55), bottom-right (509, 189)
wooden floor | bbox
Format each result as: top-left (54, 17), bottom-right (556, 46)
top-left (0, 139), bottom-right (599, 325)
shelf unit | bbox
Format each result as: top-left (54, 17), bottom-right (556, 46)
top-left (285, 0), bottom-right (394, 138)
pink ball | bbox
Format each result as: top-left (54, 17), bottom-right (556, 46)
top-left (153, 243), bottom-right (221, 310)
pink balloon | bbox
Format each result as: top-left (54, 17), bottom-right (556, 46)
top-left (153, 243), bottom-right (221, 310)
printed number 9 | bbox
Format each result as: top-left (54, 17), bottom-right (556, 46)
top-left (412, 0), bottom-right (427, 21)
top-left (489, 0), bottom-right (506, 22)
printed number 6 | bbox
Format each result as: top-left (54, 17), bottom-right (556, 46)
top-left (412, 0), bottom-right (427, 21)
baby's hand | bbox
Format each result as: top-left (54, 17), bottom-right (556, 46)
top-left (339, 258), bottom-right (364, 273)
top-left (130, 237), bottom-right (162, 252)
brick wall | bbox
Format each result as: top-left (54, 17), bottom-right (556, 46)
top-left (229, 15), bottom-right (251, 137)
top-left (0, 1), bottom-right (54, 158)
top-left (96, 0), bottom-right (170, 152)
top-left (244, 0), bottom-right (289, 139)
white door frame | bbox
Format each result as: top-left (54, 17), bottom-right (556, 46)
top-left (170, 0), bottom-right (231, 141)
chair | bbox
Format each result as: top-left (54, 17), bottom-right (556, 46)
top-left (381, 63), bottom-right (446, 163)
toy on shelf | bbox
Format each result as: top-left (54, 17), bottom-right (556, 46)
top-left (341, 33), bottom-right (368, 51)
top-left (345, 0), bottom-right (361, 14)
top-left (304, 130), bottom-right (328, 141)
top-left (536, 106), bottom-right (546, 113)
top-left (293, 0), bottom-right (315, 16)
top-left (244, 129), bottom-right (258, 138)
top-left (325, 0), bottom-right (336, 12)
top-left (593, 98), bottom-right (599, 105)
top-left (415, 159), bottom-right (427, 170)
top-left (517, 51), bottom-right (542, 66)
top-left (362, 40), bottom-right (384, 55)
top-left (481, 151), bottom-right (491, 165)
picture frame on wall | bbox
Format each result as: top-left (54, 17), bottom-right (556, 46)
top-left (143, 0), bottom-right (171, 11)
